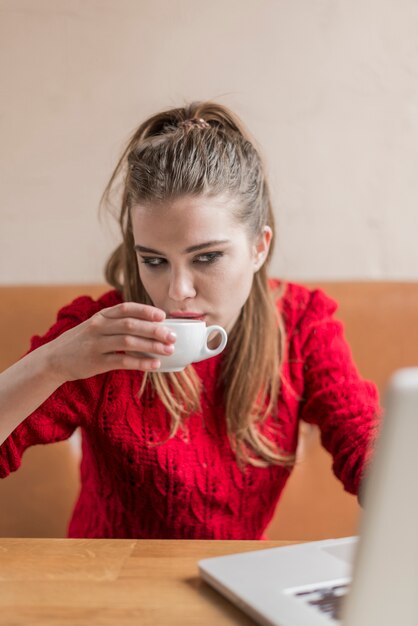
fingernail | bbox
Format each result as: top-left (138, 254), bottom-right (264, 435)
top-left (167, 331), bottom-right (177, 342)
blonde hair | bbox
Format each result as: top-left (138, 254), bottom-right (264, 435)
top-left (101, 101), bottom-right (295, 468)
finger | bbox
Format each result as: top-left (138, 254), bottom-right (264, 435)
top-left (104, 352), bottom-right (161, 371)
top-left (100, 302), bottom-right (166, 322)
top-left (100, 335), bottom-right (175, 356)
top-left (98, 317), bottom-right (176, 344)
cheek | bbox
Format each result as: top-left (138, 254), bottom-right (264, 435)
top-left (137, 265), bottom-right (165, 301)
top-left (209, 259), bottom-right (254, 304)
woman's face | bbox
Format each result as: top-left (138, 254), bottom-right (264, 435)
top-left (131, 195), bottom-right (272, 333)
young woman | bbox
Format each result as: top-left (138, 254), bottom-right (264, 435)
top-left (0, 102), bottom-right (379, 539)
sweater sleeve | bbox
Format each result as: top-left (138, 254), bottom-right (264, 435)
top-left (297, 289), bottom-right (380, 496)
top-left (0, 295), bottom-right (106, 478)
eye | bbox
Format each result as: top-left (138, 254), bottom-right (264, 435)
top-left (140, 257), bottom-right (166, 267)
top-left (193, 251), bottom-right (224, 265)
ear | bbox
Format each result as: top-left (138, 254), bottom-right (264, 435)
top-left (252, 226), bottom-right (273, 272)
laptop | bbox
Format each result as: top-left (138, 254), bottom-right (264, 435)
top-left (199, 367), bottom-right (418, 626)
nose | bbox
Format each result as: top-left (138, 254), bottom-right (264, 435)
top-left (168, 268), bottom-right (197, 301)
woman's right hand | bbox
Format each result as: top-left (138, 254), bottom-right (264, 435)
top-left (45, 302), bottom-right (176, 383)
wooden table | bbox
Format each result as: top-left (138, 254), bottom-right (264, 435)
top-left (0, 539), bottom-right (294, 625)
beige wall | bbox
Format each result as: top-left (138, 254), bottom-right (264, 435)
top-left (1, 0), bottom-right (417, 284)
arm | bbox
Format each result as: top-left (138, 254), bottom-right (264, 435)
top-left (297, 290), bottom-right (380, 496)
top-left (0, 343), bottom-right (64, 445)
top-left (0, 296), bottom-right (175, 472)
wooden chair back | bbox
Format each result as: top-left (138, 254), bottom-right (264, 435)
top-left (1, 282), bottom-right (417, 538)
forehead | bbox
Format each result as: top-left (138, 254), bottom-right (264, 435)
top-left (131, 195), bottom-right (243, 242)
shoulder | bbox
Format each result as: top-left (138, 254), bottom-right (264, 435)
top-left (56, 288), bottom-right (123, 323)
top-left (268, 278), bottom-right (339, 335)
top-left (29, 288), bottom-right (124, 351)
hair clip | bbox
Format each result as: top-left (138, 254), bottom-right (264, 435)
top-left (178, 117), bottom-right (210, 130)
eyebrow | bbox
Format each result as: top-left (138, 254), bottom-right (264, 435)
top-left (134, 240), bottom-right (231, 255)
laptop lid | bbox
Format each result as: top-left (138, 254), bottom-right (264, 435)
top-left (342, 367), bottom-right (418, 625)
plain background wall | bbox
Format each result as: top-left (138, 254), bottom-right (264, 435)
top-left (1, 0), bottom-right (417, 285)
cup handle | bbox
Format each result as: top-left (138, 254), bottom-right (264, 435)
top-left (196, 325), bottom-right (228, 362)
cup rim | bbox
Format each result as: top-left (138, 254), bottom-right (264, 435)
top-left (162, 318), bottom-right (205, 324)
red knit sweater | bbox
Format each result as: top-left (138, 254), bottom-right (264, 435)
top-left (0, 281), bottom-right (379, 539)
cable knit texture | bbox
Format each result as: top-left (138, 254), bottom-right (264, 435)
top-left (0, 281), bottom-right (380, 539)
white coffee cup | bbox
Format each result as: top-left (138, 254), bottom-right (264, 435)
top-left (147, 319), bottom-right (228, 372)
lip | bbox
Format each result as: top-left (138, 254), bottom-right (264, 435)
top-left (168, 311), bottom-right (206, 320)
